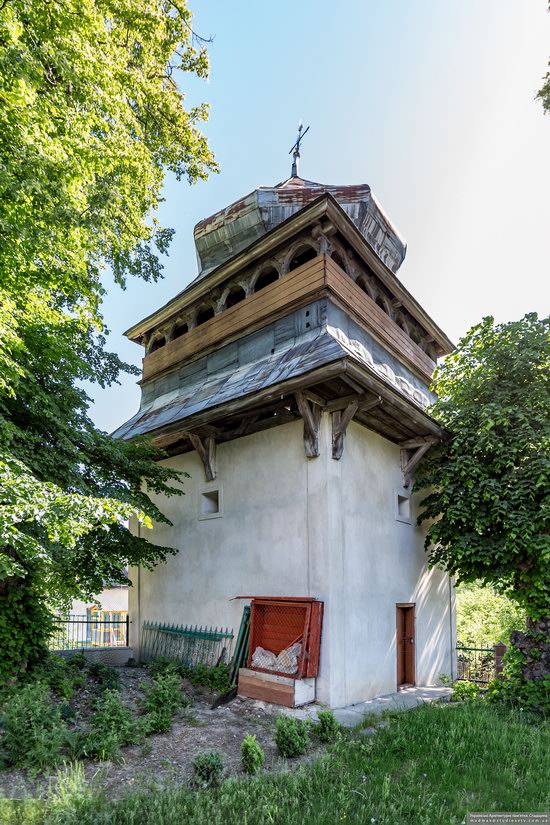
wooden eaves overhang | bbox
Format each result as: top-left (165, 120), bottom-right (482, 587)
top-left (115, 195), bottom-right (453, 484)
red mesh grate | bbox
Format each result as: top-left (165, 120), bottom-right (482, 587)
top-left (247, 597), bottom-right (323, 679)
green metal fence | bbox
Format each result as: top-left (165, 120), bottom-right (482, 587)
top-left (456, 642), bottom-right (507, 685)
top-left (140, 621), bottom-right (233, 668)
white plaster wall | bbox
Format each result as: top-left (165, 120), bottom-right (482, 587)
top-left (129, 420), bottom-right (313, 655)
top-left (129, 415), bottom-right (453, 708)
top-left (331, 419), bottom-right (453, 706)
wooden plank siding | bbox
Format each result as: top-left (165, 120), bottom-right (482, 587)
top-left (142, 257), bottom-right (326, 381)
top-left (324, 257), bottom-right (436, 380)
top-left (141, 255), bottom-right (436, 384)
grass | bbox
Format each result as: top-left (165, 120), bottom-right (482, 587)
top-left (1, 702), bottom-right (548, 825)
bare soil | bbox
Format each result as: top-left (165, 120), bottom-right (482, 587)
top-left (0, 666), bottom-right (327, 800)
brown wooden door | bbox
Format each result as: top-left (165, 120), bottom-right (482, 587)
top-left (396, 605), bottom-right (416, 687)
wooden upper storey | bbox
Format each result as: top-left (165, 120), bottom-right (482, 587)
top-left (127, 195), bottom-right (453, 386)
top-left (141, 254), bottom-right (438, 385)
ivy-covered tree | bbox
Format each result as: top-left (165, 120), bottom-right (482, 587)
top-left (416, 314), bottom-right (550, 709)
top-left (0, 0), bottom-right (217, 681)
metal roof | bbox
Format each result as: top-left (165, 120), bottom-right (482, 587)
top-left (193, 175), bottom-right (407, 280)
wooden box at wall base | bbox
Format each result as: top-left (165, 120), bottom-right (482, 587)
top-left (237, 667), bottom-right (316, 708)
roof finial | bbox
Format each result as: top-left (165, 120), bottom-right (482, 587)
top-left (289, 122), bottom-right (310, 178)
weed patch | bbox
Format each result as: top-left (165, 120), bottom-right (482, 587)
top-left (77, 689), bottom-right (144, 761)
top-left (0, 682), bottom-right (71, 773)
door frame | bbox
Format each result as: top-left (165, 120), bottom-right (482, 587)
top-left (396, 603), bottom-right (416, 688)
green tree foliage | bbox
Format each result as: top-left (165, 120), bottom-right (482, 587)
top-left (416, 314), bottom-right (549, 689)
top-left (538, 3), bottom-right (550, 112)
top-left (0, 0), bottom-right (216, 680)
top-left (456, 583), bottom-right (526, 647)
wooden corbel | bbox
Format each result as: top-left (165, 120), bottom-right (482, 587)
top-left (331, 396), bottom-right (382, 459)
top-left (295, 391), bottom-right (322, 458)
top-left (188, 433), bottom-right (216, 482)
top-left (332, 400), bottom-right (359, 460)
top-left (400, 436), bottom-right (438, 488)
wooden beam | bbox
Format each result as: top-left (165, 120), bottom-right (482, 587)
top-left (295, 391), bottom-right (322, 458)
top-left (400, 436), bottom-right (437, 449)
top-left (301, 389), bottom-right (326, 408)
top-left (326, 394), bottom-right (382, 413)
top-left (325, 392), bottom-right (364, 413)
top-left (401, 437), bottom-right (438, 487)
top-left (332, 399), bottom-right (360, 460)
top-left (233, 414), bottom-right (260, 437)
top-left (340, 374), bottom-right (366, 394)
top-left (188, 433), bottom-right (216, 481)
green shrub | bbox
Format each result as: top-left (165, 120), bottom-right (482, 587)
top-left (88, 662), bottom-right (120, 692)
top-left (486, 645), bottom-right (550, 714)
top-left (314, 709), bottom-right (340, 743)
top-left (274, 715), bottom-right (309, 758)
top-left (179, 663), bottom-right (231, 693)
top-left (67, 652), bottom-right (87, 671)
top-left (451, 680), bottom-right (480, 702)
top-left (240, 734), bottom-right (265, 774)
top-left (147, 657), bottom-right (177, 678)
top-left (0, 682), bottom-right (71, 772)
top-left (80, 689), bottom-right (143, 760)
top-left (39, 655), bottom-right (86, 700)
top-left (147, 659), bottom-right (231, 692)
top-left (142, 670), bottom-right (191, 733)
top-left (192, 751), bottom-right (224, 787)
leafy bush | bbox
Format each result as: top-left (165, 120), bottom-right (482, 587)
top-left (35, 655), bottom-right (85, 701)
top-left (0, 682), bottom-right (71, 771)
top-left (314, 709), bottom-right (340, 743)
top-left (147, 659), bottom-right (231, 693)
top-left (180, 663), bottom-right (231, 693)
top-left (79, 689), bottom-right (144, 760)
top-left (451, 680), bottom-right (480, 702)
top-left (142, 671), bottom-right (191, 733)
top-left (486, 644), bottom-right (550, 714)
top-left (240, 734), bottom-right (265, 774)
top-left (147, 657), bottom-right (177, 678)
top-left (192, 751), bottom-right (224, 787)
top-left (67, 652), bottom-right (87, 671)
top-left (88, 662), bottom-right (120, 692)
top-left (274, 715), bottom-right (309, 757)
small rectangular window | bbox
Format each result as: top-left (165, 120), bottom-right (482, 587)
top-left (199, 488), bottom-right (222, 520)
top-left (396, 492), bottom-right (411, 524)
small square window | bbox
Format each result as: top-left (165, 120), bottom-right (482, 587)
top-left (396, 492), bottom-right (411, 524)
top-left (199, 488), bottom-right (222, 520)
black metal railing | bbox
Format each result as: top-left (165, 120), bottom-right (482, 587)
top-left (49, 614), bottom-right (130, 650)
top-left (456, 642), bottom-right (506, 685)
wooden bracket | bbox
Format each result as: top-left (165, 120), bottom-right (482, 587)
top-left (295, 391), bottom-right (322, 458)
top-left (400, 437), bottom-right (438, 487)
top-left (331, 396), bottom-right (382, 459)
top-left (189, 433), bottom-right (216, 481)
top-left (332, 400), bottom-right (359, 460)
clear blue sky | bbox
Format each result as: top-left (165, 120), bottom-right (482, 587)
top-left (90, 0), bottom-right (550, 434)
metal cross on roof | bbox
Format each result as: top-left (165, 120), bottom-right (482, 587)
top-left (289, 122), bottom-right (310, 177)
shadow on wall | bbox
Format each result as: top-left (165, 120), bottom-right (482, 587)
top-left (413, 567), bottom-right (453, 684)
